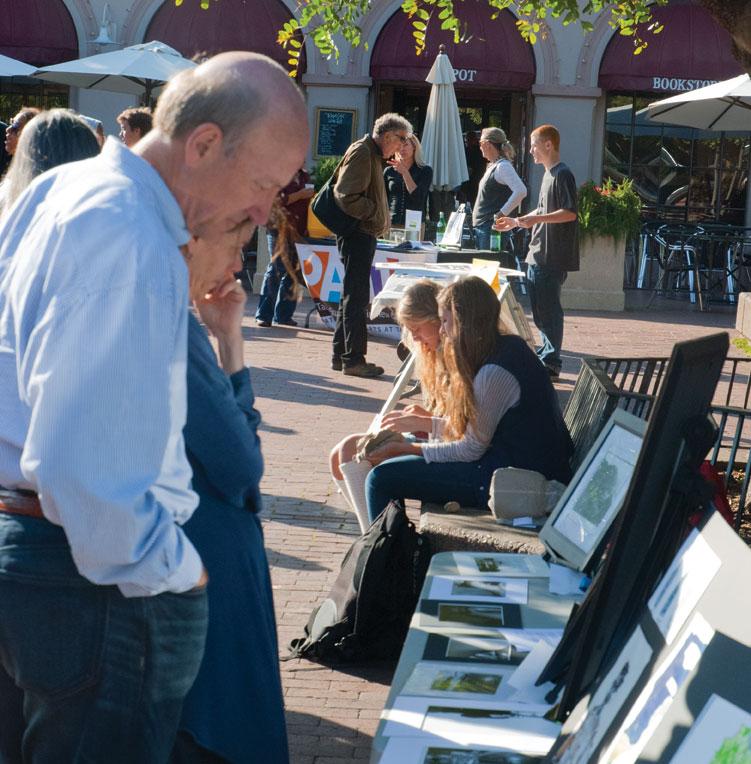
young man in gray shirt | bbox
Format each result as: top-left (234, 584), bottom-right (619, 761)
top-left (496, 124), bottom-right (579, 379)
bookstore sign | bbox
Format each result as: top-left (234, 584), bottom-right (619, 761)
top-left (652, 76), bottom-right (718, 92)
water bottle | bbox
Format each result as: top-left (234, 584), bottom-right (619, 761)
top-left (436, 212), bottom-right (446, 245)
top-left (490, 229), bottom-right (501, 252)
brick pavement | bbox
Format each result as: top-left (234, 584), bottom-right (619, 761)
top-left (240, 293), bottom-right (737, 764)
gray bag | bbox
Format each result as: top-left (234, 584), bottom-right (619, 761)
top-left (488, 467), bottom-right (565, 522)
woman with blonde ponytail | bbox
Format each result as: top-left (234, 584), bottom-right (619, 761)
top-left (364, 276), bottom-right (573, 523)
top-left (472, 126), bottom-right (527, 250)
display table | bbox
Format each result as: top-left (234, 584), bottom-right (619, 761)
top-left (370, 551), bottom-right (582, 762)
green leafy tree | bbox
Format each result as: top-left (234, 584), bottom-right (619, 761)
top-left (176, 0), bottom-right (751, 76)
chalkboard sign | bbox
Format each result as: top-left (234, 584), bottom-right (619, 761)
top-left (315, 108), bottom-right (356, 158)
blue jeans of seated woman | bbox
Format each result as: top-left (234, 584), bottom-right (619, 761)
top-left (0, 514), bottom-right (207, 764)
top-left (365, 455), bottom-right (490, 523)
top-left (255, 233), bottom-right (297, 324)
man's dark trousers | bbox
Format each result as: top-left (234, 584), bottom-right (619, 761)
top-left (527, 263), bottom-right (567, 372)
top-left (333, 230), bottom-right (377, 367)
top-left (0, 514), bottom-right (208, 764)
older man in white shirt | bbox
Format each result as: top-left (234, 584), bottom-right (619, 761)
top-left (0, 52), bottom-right (307, 762)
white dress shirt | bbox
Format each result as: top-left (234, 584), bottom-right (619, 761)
top-left (0, 138), bottom-right (202, 597)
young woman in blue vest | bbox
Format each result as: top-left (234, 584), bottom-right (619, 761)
top-left (472, 127), bottom-right (527, 251)
top-left (364, 276), bottom-right (573, 523)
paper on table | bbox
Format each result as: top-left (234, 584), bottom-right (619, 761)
top-left (405, 209), bottom-right (422, 234)
top-left (648, 528), bottom-right (721, 644)
top-left (548, 562), bottom-right (584, 596)
top-left (453, 552), bottom-right (550, 578)
top-left (506, 641), bottom-right (558, 706)
top-left (428, 575), bottom-right (529, 605)
top-left (421, 704), bottom-right (560, 752)
top-left (381, 695), bottom-right (552, 737)
top-left (380, 737), bottom-right (545, 764)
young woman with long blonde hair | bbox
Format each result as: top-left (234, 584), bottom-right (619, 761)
top-left (364, 276), bottom-right (573, 523)
top-left (329, 279), bottom-right (446, 529)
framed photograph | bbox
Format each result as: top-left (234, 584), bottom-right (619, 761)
top-left (647, 528), bottom-right (721, 644)
top-left (550, 626), bottom-right (652, 763)
top-left (453, 552), bottom-right (550, 579)
top-left (539, 409), bottom-right (646, 572)
top-left (427, 576), bottom-right (528, 605)
top-left (670, 694), bottom-right (751, 763)
top-left (434, 602), bottom-right (522, 632)
top-left (401, 661), bottom-right (515, 701)
top-left (600, 613), bottom-right (714, 764)
top-left (381, 736), bottom-right (545, 763)
top-left (422, 632), bottom-right (561, 667)
top-left (314, 108), bottom-right (356, 158)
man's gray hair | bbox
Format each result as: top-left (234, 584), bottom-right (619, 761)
top-left (154, 63), bottom-right (283, 156)
top-left (372, 113), bottom-right (413, 138)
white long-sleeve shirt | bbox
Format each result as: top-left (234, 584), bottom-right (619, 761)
top-left (493, 160), bottom-right (528, 216)
top-left (422, 364), bottom-right (521, 463)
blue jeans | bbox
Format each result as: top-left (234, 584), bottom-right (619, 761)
top-left (526, 264), bottom-right (567, 371)
top-left (473, 222), bottom-right (508, 252)
top-left (365, 455), bottom-right (490, 523)
top-left (0, 514), bottom-right (208, 764)
top-left (255, 234), bottom-right (298, 324)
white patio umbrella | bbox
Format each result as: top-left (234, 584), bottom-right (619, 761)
top-left (421, 45), bottom-right (469, 190)
top-left (33, 41), bottom-right (197, 103)
top-left (0, 54), bottom-right (35, 78)
top-left (646, 73), bottom-right (751, 132)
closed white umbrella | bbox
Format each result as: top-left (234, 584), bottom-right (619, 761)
top-left (33, 41), bottom-right (196, 102)
top-left (646, 73), bottom-right (751, 132)
top-left (0, 54), bottom-right (35, 78)
top-left (421, 45), bottom-right (469, 190)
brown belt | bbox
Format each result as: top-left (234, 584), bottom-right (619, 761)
top-left (0, 488), bottom-right (44, 519)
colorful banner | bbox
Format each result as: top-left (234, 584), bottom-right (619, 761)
top-left (296, 243), bottom-right (437, 305)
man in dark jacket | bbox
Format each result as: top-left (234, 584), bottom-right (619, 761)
top-left (331, 112), bottom-right (412, 378)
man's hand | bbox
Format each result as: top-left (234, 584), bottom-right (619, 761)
top-left (493, 216), bottom-right (517, 232)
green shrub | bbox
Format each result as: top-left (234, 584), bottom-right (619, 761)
top-left (311, 156), bottom-right (342, 191)
top-left (578, 178), bottom-right (642, 242)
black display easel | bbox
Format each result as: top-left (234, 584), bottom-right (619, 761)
top-left (537, 332), bottom-right (729, 721)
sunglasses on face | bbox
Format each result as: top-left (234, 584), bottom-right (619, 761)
top-left (6, 123), bottom-right (21, 135)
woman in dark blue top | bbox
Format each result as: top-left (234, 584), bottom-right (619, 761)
top-left (384, 134), bottom-right (433, 228)
top-left (172, 231), bottom-right (288, 764)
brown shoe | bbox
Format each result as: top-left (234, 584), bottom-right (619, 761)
top-left (343, 362), bottom-right (385, 378)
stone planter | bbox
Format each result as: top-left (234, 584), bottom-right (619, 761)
top-left (562, 234), bottom-right (626, 311)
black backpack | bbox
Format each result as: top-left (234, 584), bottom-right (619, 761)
top-left (287, 502), bottom-right (431, 663)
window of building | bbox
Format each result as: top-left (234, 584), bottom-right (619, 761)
top-left (0, 81), bottom-right (69, 123)
top-left (603, 93), bottom-right (749, 224)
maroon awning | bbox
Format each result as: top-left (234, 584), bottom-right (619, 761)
top-left (599, 4), bottom-right (743, 94)
top-left (0, 0), bottom-right (78, 66)
top-left (370, 6), bottom-right (535, 90)
top-left (145, 0), bottom-right (305, 73)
